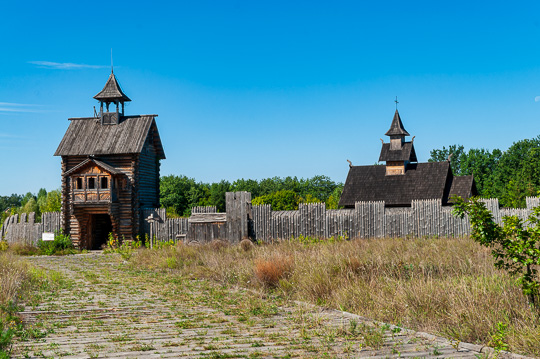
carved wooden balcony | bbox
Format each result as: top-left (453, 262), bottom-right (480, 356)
top-left (72, 188), bottom-right (117, 204)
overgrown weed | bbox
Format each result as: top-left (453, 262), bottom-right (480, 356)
top-left (0, 252), bottom-right (61, 357)
top-left (130, 236), bottom-right (540, 357)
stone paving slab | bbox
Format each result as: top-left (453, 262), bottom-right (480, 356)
top-left (11, 253), bottom-right (532, 358)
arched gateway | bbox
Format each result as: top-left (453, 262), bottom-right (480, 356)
top-left (54, 71), bottom-right (166, 249)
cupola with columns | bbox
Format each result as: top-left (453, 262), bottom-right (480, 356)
top-left (93, 70), bottom-right (131, 125)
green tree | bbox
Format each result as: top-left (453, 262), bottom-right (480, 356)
top-left (39, 190), bottom-right (61, 213)
top-left (429, 145), bottom-right (466, 174)
top-left (160, 175), bottom-right (198, 216)
top-left (231, 178), bottom-right (262, 198)
top-left (252, 190), bottom-right (301, 210)
top-left (209, 180), bottom-right (231, 213)
top-left (20, 197), bottom-right (38, 215)
top-left (453, 196), bottom-right (540, 312)
top-left (298, 175), bottom-right (337, 201)
top-left (326, 184), bottom-right (344, 209)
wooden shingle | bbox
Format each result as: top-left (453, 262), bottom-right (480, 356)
top-left (379, 142), bottom-right (417, 162)
top-left (54, 115), bottom-right (165, 159)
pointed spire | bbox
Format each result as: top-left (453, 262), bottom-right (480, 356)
top-left (93, 72), bottom-right (131, 102)
top-left (385, 110), bottom-right (409, 137)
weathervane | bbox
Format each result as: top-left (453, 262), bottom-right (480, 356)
top-left (395, 96), bottom-right (399, 110)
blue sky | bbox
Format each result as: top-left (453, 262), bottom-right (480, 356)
top-left (2, 1), bottom-right (540, 196)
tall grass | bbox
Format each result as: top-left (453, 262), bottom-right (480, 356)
top-left (0, 252), bottom-right (32, 357)
top-left (132, 237), bottom-right (540, 357)
top-left (0, 252), bottom-right (30, 308)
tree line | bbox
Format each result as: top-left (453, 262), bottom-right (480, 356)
top-left (429, 135), bottom-right (540, 208)
top-left (0, 189), bottom-right (61, 226)
top-left (160, 175), bottom-right (344, 216)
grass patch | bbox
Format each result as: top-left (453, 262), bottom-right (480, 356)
top-left (130, 237), bottom-right (540, 357)
top-left (0, 252), bottom-right (61, 357)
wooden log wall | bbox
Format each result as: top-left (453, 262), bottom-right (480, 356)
top-left (251, 197), bottom-right (540, 241)
top-left (226, 192), bottom-right (251, 243)
top-left (140, 208), bottom-right (188, 243)
top-left (1, 212), bottom-right (61, 245)
top-left (187, 213), bottom-right (227, 243)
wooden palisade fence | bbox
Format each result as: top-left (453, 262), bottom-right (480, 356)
top-left (1, 212), bottom-right (61, 245)
top-left (2, 193), bottom-right (539, 246)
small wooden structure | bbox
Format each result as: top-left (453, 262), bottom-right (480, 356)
top-left (339, 109), bottom-right (477, 208)
top-left (54, 71), bottom-right (165, 249)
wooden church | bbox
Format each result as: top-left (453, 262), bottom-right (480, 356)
top-left (339, 109), bottom-right (477, 208)
top-left (54, 71), bottom-right (165, 249)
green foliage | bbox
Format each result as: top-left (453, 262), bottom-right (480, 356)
top-left (36, 232), bottom-right (74, 256)
top-left (0, 311), bottom-right (14, 358)
top-left (252, 190), bottom-right (301, 210)
top-left (38, 190), bottom-right (61, 214)
top-left (429, 136), bottom-right (540, 207)
top-left (0, 189), bottom-right (61, 229)
top-left (453, 196), bottom-right (540, 312)
top-left (160, 174), bottom-right (343, 215)
top-left (325, 184), bottom-right (344, 209)
top-left (488, 322), bottom-right (509, 353)
top-left (104, 233), bottom-right (143, 261)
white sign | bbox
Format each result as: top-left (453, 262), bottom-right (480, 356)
top-left (42, 232), bottom-right (54, 241)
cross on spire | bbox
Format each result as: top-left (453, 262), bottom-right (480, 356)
top-left (395, 96), bottom-right (399, 110)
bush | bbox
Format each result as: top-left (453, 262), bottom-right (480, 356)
top-left (37, 232), bottom-right (74, 256)
top-left (240, 239), bottom-right (254, 252)
top-left (254, 253), bottom-right (294, 287)
top-left (453, 196), bottom-right (540, 312)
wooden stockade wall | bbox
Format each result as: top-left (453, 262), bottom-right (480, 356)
top-left (251, 197), bottom-right (540, 242)
top-left (141, 208), bottom-right (189, 243)
top-left (4, 195), bottom-right (540, 245)
top-left (1, 212), bottom-right (61, 245)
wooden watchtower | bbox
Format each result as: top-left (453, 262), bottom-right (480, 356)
top-left (54, 71), bottom-right (165, 249)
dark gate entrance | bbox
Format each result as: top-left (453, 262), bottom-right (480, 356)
top-left (89, 214), bottom-right (112, 250)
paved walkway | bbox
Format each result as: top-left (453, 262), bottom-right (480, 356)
top-left (12, 253), bottom-right (528, 358)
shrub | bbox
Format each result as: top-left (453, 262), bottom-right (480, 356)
top-left (209, 239), bottom-right (228, 251)
top-left (37, 232), bottom-right (74, 256)
top-left (240, 239), bottom-right (254, 252)
top-left (453, 196), bottom-right (540, 312)
top-left (104, 234), bottom-right (144, 261)
top-left (9, 243), bottom-right (40, 256)
top-left (254, 253), bottom-right (294, 287)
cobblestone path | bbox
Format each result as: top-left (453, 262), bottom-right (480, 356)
top-left (11, 253), bottom-right (524, 358)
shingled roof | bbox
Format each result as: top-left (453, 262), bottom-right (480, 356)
top-left (385, 110), bottom-right (410, 136)
top-left (448, 175), bottom-right (478, 202)
top-left (54, 115), bottom-right (165, 159)
top-left (379, 142), bottom-right (417, 162)
top-left (94, 72), bottom-right (131, 102)
top-left (338, 162), bottom-right (454, 207)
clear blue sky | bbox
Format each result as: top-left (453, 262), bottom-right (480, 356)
top-left (2, 1), bottom-right (540, 196)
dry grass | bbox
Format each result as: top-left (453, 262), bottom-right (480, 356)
top-left (254, 253), bottom-right (293, 287)
top-left (131, 237), bottom-right (540, 357)
top-left (0, 252), bottom-right (31, 307)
